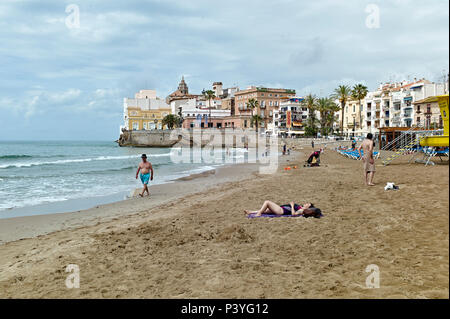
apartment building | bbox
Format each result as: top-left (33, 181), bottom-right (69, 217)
top-left (234, 86), bottom-right (296, 129)
top-left (337, 79), bottom-right (447, 137)
top-left (413, 96), bottom-right (444, 129)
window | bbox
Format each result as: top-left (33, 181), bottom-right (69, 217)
top-left (353, 105), bottom-right (355, 112)
top-left (143, 122), bottom-right (147, 130)
top-left (244, 120), bottom-right (248, 128)
top-left (132, 122), bottom-right (139, 130)
top-left (417, 105), bottom-right (421, 112)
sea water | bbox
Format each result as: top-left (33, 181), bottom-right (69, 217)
top-left (0, 141), bottom-right (247, 218)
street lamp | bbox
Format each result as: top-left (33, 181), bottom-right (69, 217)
top-left (352, 114), bottom-right (356, 138)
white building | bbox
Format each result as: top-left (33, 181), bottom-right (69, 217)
top-left (267, 97), bottom-right (320, 136)
top-left (363, 79), bottom-right (447, 135)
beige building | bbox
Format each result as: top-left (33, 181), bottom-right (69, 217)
top-left (413, 96), bottom-right (444, 129)
top-left (122, 90), bottom-right (172, 131)
top-left (234, 86), bottom-right (296, 129)
top-left (338, 98), bottom-right (365, 137)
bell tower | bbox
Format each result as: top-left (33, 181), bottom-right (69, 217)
top-left (178, 76), bottom-right (189, 95)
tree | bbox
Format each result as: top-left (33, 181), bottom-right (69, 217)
top-left (317, 97), bottom-right (340, 136)
top-left (302, 94), bottom-right (319, 137)
top-left (177, 107), bottom-right (183, 126)
top-left (162, 114), bottom-right (180, 130)
top-left (250, 114), bottom-right (263, 129)
top-left (332, 85), bottom-right (352, 135)
top-left (246, 98), bottom-right (260, 129)
top-left (202, 90), bottom-right (216, 124)
top-left (351, 83), bottom-right (369, 128)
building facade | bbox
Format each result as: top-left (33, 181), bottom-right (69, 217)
top-left (275, 97), bottom-right (310, 136)
top-left (122, 90), bottom-right (172, 131)
top-left (413, 96), bottom-right (444, 129)
top-left (234, 86), bottom-right (296, 129)
top-left (340, 79), bottom-right (448, 137)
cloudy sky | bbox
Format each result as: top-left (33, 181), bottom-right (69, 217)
top-left (0, 0), bottom-right (448, 140)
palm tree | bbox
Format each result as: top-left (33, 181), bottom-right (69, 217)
top-left (302, 94), bottom-right (319, 137)
top-left (332, 85), bottom-right (352, 135)
top-left (317, 97), bottom-right (340, 136)
top-left (250, 114), bottom-right (263, 129)
top-left (162, 114), bottom-right (180, 130)
top-left (246, 98), bottom-right (260, 129)
top-left (202, 90), bottom-right (216, 126)
top-left (351, 83), bottom-right (369, 128)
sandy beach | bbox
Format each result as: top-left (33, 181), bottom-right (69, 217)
top-left (0, 145), bottom-right (448, 299)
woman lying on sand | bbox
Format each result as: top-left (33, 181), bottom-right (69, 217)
top-left (244, 201), bottom-right (322, 217)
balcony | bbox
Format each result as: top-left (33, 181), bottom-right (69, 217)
top-left (403, 113), bottom-right (412, 119)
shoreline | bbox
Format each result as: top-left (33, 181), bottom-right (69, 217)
top-left (0, 154), bottom-right (294, 244)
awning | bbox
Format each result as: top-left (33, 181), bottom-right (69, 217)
top-left (288, 131), bottom-right (305, 135)
top-left (404, 96), bottom-right (412, 101)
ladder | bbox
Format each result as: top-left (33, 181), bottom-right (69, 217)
top-left (381, 128), bottom-right (440, 166)
top-left (382, 136), bottom-right (421, 165)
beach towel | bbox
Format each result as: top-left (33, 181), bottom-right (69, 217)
top-left (247, 213), bottom-right (323, 219)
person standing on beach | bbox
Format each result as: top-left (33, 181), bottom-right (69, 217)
top-left (136, 154), bottom-right (153, 197)
top-left (358, 133), bottom-right (376, 186)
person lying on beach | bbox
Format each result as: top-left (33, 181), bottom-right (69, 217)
top-left (244, 200), bottom-right (321, 217)
top-left (135, 154), bottom-right (153, 197)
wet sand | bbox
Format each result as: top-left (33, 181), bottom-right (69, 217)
top-left (0, 147), bottom-right (448, 298)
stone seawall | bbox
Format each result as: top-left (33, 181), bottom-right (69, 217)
top-left (117, 129), bottom-right (264, 148)
top-left (117, 130), bottom-right (182, 147)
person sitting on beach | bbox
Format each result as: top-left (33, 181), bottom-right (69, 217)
top-left (306, 150), bottom-right (321, 166)
top-left (135, 154), bottom-right (153, 197)
top-left (244, 201), bottom-right (322, 217)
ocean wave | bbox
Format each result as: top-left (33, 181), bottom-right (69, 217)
top-left (0, 162), bottom-right (168, 179)
top-left (0, 154), bottom-right (69, 160)
top-left (0, 155), bottom-right (34, 159)
top-left (0, 153), bottom-right (173, 169)
top-left (0, 155), bottom-right (136, 169)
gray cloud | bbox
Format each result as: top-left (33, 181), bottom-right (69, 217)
top-left (0, 0), bottom-right (448, 140)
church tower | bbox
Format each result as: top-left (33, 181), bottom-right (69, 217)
top-left (178, 76), bottom-right (189, 95)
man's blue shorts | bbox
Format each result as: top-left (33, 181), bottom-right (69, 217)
top-left (140, 173), bottom-right (150, 185)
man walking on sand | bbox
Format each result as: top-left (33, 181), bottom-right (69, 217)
top-left (358, 133), bottom-right (376, 186)
top-left (136, 154), bottom-right (153, 197)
